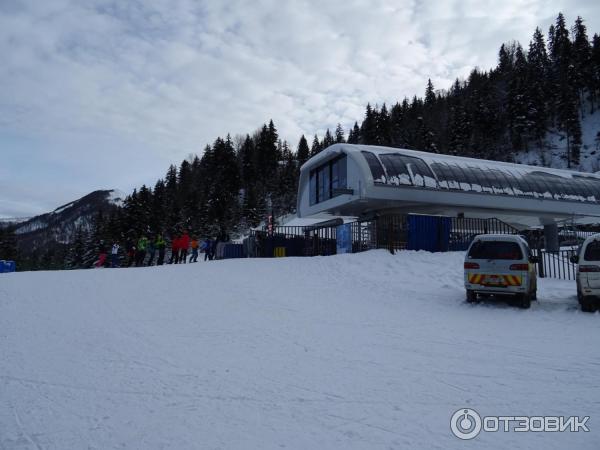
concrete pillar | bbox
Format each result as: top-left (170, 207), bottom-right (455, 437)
top-left (544, 223), bottom-right (559, 252)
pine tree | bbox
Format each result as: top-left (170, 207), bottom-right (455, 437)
top-left (591, 34), bottom-right (600, 112)
top-left (447, 80), bottom-right (471, 156)
top-left (376, 103), bottom-right (391, 146)
top-left (572, 16), bottom-right (592, 115)
top-left (65, 226), bottom-right (86, 269)
top-left (360, 103), bottom-right (378, 145)
top-left (0, 226), bottom-right (18, 261)
top-left (255, 121), bottom-right (280, 190)
top-left (550, 13), bottom-right (581, 166)
top-left (508, 44), bottom-right (530, 150)
top-left (527, 27), bottom-right (551, 146)
top-left (310, 134), bottom-right (322, 156)
top-left (297, 135), bottom-right (310, 166)
top-left (239, 134), bottom-right (256, 188)
top-left (347, 122), bottom-right (360, 144)
top-left (206, 136), bottom-right (241, 236)
top-left (323, 128), bottom-right (335, 148)
top-left (335, 123), bottom-right (345, 143)
top-left (274, 141), bottom-right (298, 215)
top-left (425, 79), bottom-right (436, 106)
top-left (164, 164), bottom-right (180, 229)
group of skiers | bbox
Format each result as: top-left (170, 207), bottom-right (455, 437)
top-left (95, 231), bottom-right (217, 268)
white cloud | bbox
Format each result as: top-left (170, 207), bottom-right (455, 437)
top-left (0, 0), bottom-right (599, 216)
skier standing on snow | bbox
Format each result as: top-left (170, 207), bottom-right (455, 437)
top-left (189, 236), bottom-right (199, 263)
top-left (125, 238), bottom-right (136, 267)
top-left (110, 242), bottom-right (120, 268)
top-left (155, 234), bottom-right (166, 265)
top-left (201, 238), bottom-right (210, 261)
top-left (96, 240), bottom-right (108, 268)
top-left (169, 232), bottom-right (180, 264)
top-left (146, 238), bottom-right (156, 266)
top-left (136, 235), bottom-right (148, 266)
top-left (179, 230), bottom-right (190, 264)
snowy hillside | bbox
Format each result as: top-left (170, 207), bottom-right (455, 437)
top-left (516, 109), bottom-right (600, 172)
top-left (1, 251), bottom-right (598, 449)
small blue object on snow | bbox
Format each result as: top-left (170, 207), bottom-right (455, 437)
top-left (0, 260), bottom-right (16, 273)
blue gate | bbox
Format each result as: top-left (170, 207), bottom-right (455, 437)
top-left (407, 215), bottom-right (451, 252)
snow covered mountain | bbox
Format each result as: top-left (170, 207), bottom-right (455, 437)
top-left (14, 189), bottom-right (125, 255)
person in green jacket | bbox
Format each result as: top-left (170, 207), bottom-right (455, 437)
top-left (135, 235), bottom-right (148, 266)
top-left (155, 234), bottom-right (166, 266)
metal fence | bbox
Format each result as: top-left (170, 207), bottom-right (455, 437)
top-left (449, 217), bottom-right (519, 250)
top-left (532, 248), bottom-right (577, 280)
top-left (247, 215), bottom-right (593, 281)
top-left (249, 219), bottom-right (379, 258)
top-left (248, 214), bottom-right (521, 258)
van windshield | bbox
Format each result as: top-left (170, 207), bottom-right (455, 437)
top-left (584, 241), bottom-right (600, 261)
top-left (468, 241), bottom-right (523, 260)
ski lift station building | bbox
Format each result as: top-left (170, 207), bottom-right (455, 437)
top-left (296, 144), bottom-right (600, 239)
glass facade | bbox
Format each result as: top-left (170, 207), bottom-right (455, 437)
top-left (309, 155), bottom-right (348, 205)
top-left (360, 151), bottom-right (600, 204)
top-left (361, 151), bottom-right (386, 183)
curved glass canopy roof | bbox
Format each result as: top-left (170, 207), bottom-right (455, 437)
top-left (361, 150), bottom-right (600, 204)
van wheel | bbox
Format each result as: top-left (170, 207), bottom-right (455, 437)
top-left (518, 294), bottom-right (531, 309)
top-left (466, 290), bottom-right (477, 303)
top-left (581, 301), bottom-right (595, 313)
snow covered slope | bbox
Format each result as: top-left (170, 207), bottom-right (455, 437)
top-left (1, 251), bottom-right (598, 449)
top-left (516, 109), bottom-right (600, 172)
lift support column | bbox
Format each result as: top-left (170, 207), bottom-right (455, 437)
top-left (544, 223), bottom-right (559, 252)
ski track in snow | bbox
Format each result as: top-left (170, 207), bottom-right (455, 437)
top-left (0, 250), bottom-right (599, 449)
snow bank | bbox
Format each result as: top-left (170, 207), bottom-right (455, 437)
top-left (1, 251), bottom-right (598, 449)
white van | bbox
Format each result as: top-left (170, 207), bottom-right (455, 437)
top-left (464, 234), bottom-right (538, 309)
top-left (572, 233), bottom-right (600, 312)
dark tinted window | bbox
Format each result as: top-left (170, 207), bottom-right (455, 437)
top-left (498, 169), bottom-right (523, 196)
top-left (531, 171), bottom-right (564, 199)
top-left (401, 156), bottom-right (437, 187)
top-left (430, 162), bottom-right (468, 190)
top-left (379, 154), bottom-right (411, 185)
top-left (510, 169), bottom-right (536, 196)
top-left (584, 241), bottom-right (600, 261)
top-left (468, 240), bottom-right (523, 260)
top-left (574, 176), bottom-right (600, 201)
top-left (362, 151), bottom-right (386, 183)
top-left (571, 178), bottom-right (595, 200)
top-left (318, 166), bottom-right (330, 202)
top-left (309, 155), bottom-right (348, 205)
top-left (461, 167), bottom-right (488, 193)
top-left (331, 157), bottom-right (347, 191)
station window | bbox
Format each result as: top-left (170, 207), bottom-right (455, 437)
top-left (331, 157), bottom-right (347, 192)
top-left (399, 155), bottom-right (437, 188)
top-left (361, 151), bottom-right (387, 183)
top-left (309, 155), bottom-right (348, 205)
top-left (574, 176), bottom-right (600, 201)
top-left (430, 162), bottom-right (471, 190)
top-left (379, 154), bottom-right (411, 185)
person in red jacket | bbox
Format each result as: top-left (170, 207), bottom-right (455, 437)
top-left (169, 232), bottom-right (181, 264)
top-left (179, 230), bottom-right (190, 264)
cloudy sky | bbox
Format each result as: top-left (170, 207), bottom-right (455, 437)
top-left (1, 0), bottom-right (599, 218)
